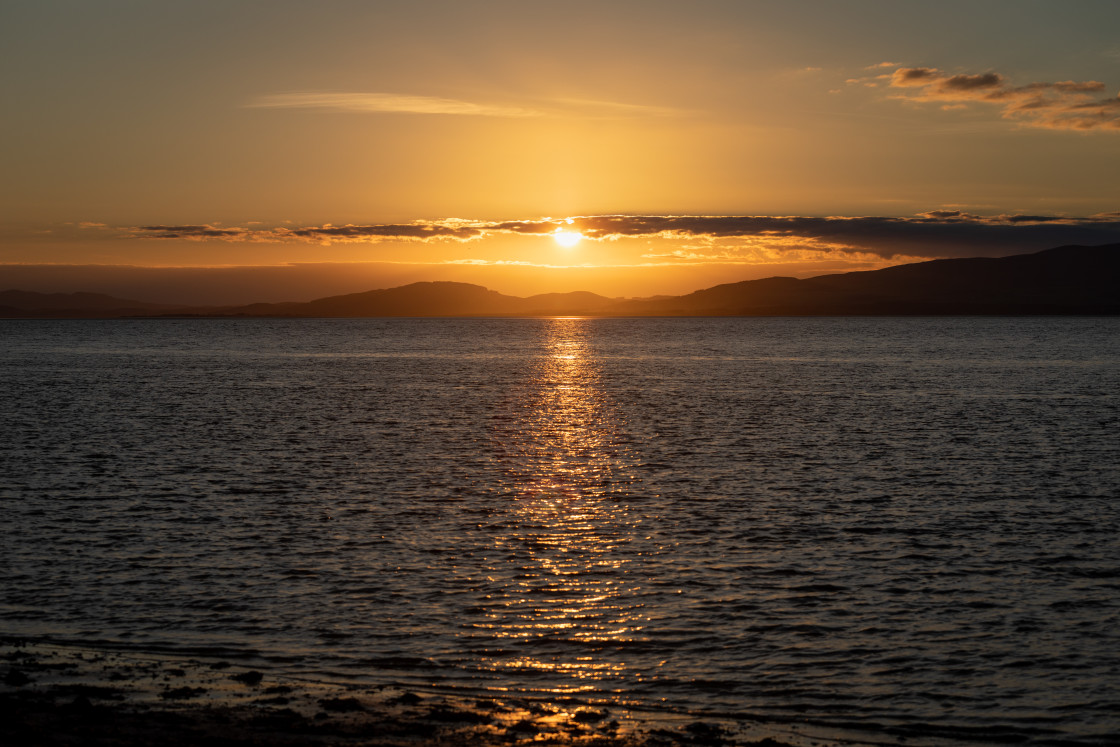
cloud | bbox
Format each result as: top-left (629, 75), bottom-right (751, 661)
top-left (885, 66), bottom-right (1120, 131)
top-left (247, 92), bottom-right (541, 118)
top-left (126, 213), bottom-right (1120, 261)
top-left (130, 221), bottom-right (488, 243)
top-left (550, 98), bottom-right (684, 117)
top-left (133, 225), bottom-right (252, 240)
top-left (561, 213), bottom-right (1120, 258)
top-left (248, 92), bottom-right (686, 119)
top-left (285, 222), bottom-right (485, 241)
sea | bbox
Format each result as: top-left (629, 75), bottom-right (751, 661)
top-left (2, 317), bottom-right (1119, 744)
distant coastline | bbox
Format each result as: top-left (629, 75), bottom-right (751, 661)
top-left (3, 243), bottom-right (1117, 318)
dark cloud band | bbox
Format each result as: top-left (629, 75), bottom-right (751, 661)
top-left (127, 213), bottom-right (1120, 260)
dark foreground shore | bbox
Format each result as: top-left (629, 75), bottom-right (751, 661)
top-left (0, 640), bottom-right (833, 747)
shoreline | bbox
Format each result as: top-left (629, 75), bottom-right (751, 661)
top-left (1, 639), bottom-right (829, 747)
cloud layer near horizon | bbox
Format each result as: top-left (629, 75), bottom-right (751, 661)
top-left (128, 213), bottom-right (1120, 261)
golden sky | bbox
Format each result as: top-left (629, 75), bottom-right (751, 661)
top-left (2, 0), bottom-right (1119, 302)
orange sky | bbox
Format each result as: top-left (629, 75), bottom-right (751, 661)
top-left (2, 1), bottom-right (1119, 303)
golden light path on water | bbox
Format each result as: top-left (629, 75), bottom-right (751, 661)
top-left (472, 317), bottom-right (649, 695)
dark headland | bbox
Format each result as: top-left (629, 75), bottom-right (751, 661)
top-left (3, 243), bottom-right (1117, 318)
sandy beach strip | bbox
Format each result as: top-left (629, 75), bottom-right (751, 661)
top-left (1, 638), bottom-right (849, 747)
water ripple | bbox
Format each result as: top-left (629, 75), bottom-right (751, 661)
top-left (2, 316), bottom-right (1119, 744)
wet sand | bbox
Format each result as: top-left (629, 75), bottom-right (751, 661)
top-left (0, 639), bottom-right (832, 747)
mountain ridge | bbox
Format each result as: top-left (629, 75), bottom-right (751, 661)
top-left (2, 243), bottom-right (1117, 318)
top-left (0, 290), bottom-right (197, 318)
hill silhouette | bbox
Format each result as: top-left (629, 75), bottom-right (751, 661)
top-left (232, 282), bottom-right (526, 317)
top-left (0, 290), bottom-right (197, 318)
top-left (2, 244), bottom-right (1116, 317)
top-left (615, 244), bottom-right (1120, 315)
top-left (223, 284), bottom-right (626, 317)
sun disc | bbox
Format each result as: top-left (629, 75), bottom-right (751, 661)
top-left (553, 230), bottom-right (583, 248)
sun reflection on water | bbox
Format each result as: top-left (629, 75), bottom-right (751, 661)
top-left (469, 318), bottom-right (648, 693)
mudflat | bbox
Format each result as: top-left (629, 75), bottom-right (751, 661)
top-left (1, 641), bottom-right (808, 747)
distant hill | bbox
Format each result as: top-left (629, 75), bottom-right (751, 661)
top-left (224, 283), bottom-right (623, 317)
top-left (0, 290), bottom-right (199, 318)
top-left (232, 282), bottom-right (506, 317)
top-left (2, 244), bottom-right (1117, 318)
top-left (614, 243), bottom-right (1120, 315)
top-left (226, 244), bottom-right (1116, 317)
top-left (521, 291), bottom-right (622, 315)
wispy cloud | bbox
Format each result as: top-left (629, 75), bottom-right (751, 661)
top-left (550, 97), bottom-right (684, 117)
top-left (247, 92), bottom-right (687, 119)
top-left (132, 225), bottom-right (249, 240)
top-left (126, 213), bottom-right (1120, 261)
top-left (247, 92), bottom-right (542, 118)
top-left (130, 220), bottom-right (487, 243)
top-left (880, 66), bottom-right (1120, 131)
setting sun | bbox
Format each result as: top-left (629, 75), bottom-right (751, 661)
top-left (553, 230), bottom-right (583, 248)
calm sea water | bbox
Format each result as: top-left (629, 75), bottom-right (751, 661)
top-left (2, 317), bottom-right (1119, 743)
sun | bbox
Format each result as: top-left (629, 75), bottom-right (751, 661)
top-left (552, 230), bottom-right (583, 248)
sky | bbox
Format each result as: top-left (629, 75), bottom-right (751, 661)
top-left (2, 0), bottom-right (1119, 304)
